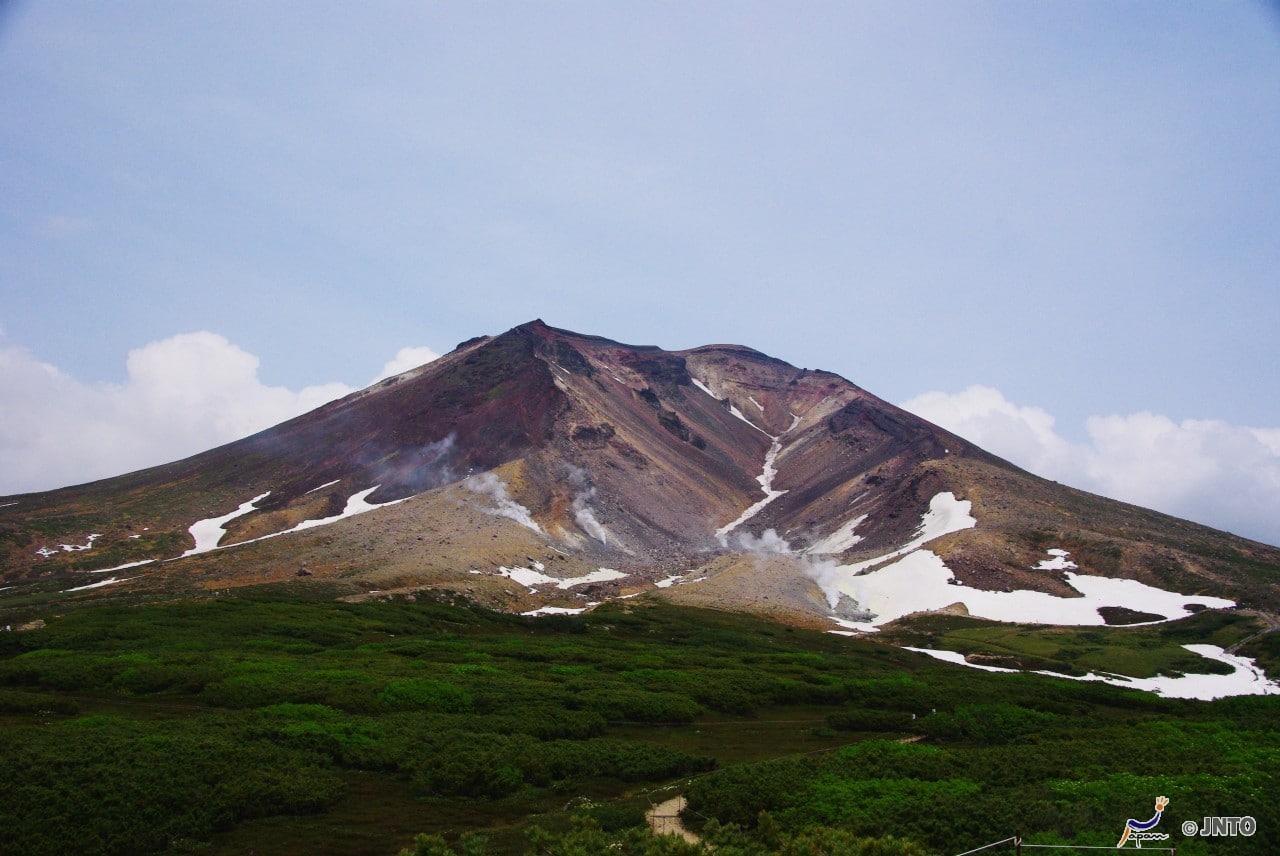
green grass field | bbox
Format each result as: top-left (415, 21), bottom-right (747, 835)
top-left (0, 588), bottom-right (1276, 855)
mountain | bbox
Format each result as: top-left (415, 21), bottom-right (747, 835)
top-left (2, 320), bottom-right (1277, 628)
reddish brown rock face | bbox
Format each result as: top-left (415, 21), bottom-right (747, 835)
top-left (3, 319), bottom-right (1278, 618)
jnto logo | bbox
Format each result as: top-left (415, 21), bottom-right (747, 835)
top-left (1117, 795), bottom-right (1169, 848)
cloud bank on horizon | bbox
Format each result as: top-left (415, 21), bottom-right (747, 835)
top-left (1, 333), bottom-right (1276, 548)
top-left (0, 333), bottom-right (437, 495)
top-left (901, 386), bottom-right (1280, 548)
top-left (1, 4), bottom-right (1277, 546)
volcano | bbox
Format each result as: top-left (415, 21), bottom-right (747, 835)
top-left (2, 320), bottom-right (1277, 629)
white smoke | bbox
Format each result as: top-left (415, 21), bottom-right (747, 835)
top-left (730, 527), bottom-right (843, 609)
top-left (572, 489), bottom-right (608, 544)
top-left (730, 528), bottom-right (791, 554)
top-left (804, 557), bottom-right (844, 610)
top-left (463, 472), bottom-right (543, 533)
top-left (565, 465), bottom-right (609, 545)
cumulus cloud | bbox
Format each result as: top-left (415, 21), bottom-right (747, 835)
top-left (901, 385), bottom-right (1280, 547)
top-left (371, 346), bottom-right (441, 383)
top-left (0, 332), bottom-right (436, 495)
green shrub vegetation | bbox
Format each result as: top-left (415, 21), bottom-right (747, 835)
top-left (0, 590), bottom-right (1275, 855)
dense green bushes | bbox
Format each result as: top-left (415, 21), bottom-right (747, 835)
top-left (0, 714), bottom-right (344, 856)
top-left (407, 816), bottom-right (935, 855)
top-left (684, 722), bottom-right (1280, 854)
top-left (1, 591), bottom-right (1276, 855)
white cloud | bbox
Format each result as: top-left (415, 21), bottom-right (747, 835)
top-left (371, 346), bottom-right (441, 383)
top-left (0, 332), bottom-right (435, 495)
top-left (902, 385), bottom-right (1280, 547)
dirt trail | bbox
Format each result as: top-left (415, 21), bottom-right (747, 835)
top-left (646, 795), bottom-right (699, 844)
top-left (1227, 610), bottom-right (1280, 655)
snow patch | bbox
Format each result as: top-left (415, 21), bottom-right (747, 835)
top-left (689, 377), bottom-right (717, 398)
top-left (748, 396), bottom-right (763, 411)
top-left (58, 534), bottom-right (102, 552)
top-left (691, 375), bottom-right (767, 433)
top-left (521, 606), bottom-right (587, 617)
top-left (180, 486), bottom-right (407, 556)
top-left (903, 647), bottom-right (1019, 673)
top-left (183, 493), bottom-right (270, 556)
top-left (305, 479), bottom-right (341, 494)
top-left (63, 576), bottom-right (136, 593)
top-left (829, 617), bottom-right (867, 632)
top-left (840, 492), bottom-right (976, 575)
top-left (88, 559), bottom-right (155, 574)
top-left (727, 402), bottom-right (764, 432)
top-left (497, 567), bottom-right (629, 590)
top-left (716, 433), bottom-right (788, 542)
top-left (834, 549), bottom-right (1234, 631)
top-left (806, 514), bottom-right (867, 555)
top-left (285, 486), bottom-right (406, 533)
top-left (905, 644), bottom-right (1280, 700)
top-left (1035, 548), bottom-right (1078, 571)
top-left (655, 573), bottom-right (708, 588)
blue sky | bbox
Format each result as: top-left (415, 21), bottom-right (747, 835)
top-left (2, 2), bottom-right (1279, 545)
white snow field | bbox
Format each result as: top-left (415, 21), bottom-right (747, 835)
top-left (654, 572), bottom-right (707, 588)
top-left (831, 495), bottom-right (1232, 632)
top-left (63, 575), bottom-right (137, 593)
top-left (88, 559), bottom-right (155, 574)
top-left (285, 486), bottom-right (405, 533)
top-left (36, 533), bottom-right (104, 557)
top-left (58, 533), bottom-right (102, 552)
top-left (715, 414), bottom-right (804, 544)
top-left (806, 514), bottom-right (868, 555)
top-left (837, 547), bottom-right (1233, 632)
top-left (689, 377), bottom-right (717, 398)
top-left (178, 485), bottom-right (408, 557)
top-left (1035, 548), bottom-right (1077, 570)
top-left (182, 492), bottom-right (271, 556)
top-left (690, 375), bottom-right (767, 433)
top-left (839, 492), bottom-right (976, 575)
top-left (905, 644), bottom-right (1280, 700)
top-left (496, 566), bottom-right (629, 590)
top-left (716, 433), bottom-right (787, 542)
top-left (520, 605), bottom-right (589, 616)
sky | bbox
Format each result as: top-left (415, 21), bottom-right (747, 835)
top-left (2, 2), bottom-right (1279, 545)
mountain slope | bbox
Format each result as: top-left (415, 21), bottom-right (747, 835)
top-left (2, 320), bottom-right (1277, 625)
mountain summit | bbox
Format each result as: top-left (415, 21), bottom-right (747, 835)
top-left (2, 320), bottom-right (1277, 626)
